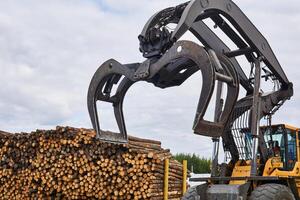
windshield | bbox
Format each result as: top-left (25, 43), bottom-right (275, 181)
top-left (264, 126), bottom-right (297, 170)
top-left (287, 129), bottom-right (297, 169)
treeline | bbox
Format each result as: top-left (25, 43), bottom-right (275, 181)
top-left (173, 153), bottom-right (211, 174)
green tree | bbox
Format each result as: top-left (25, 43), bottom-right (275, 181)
top-left (173, 153), bottom-right (211, 174)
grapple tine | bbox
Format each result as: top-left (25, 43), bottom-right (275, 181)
top-left (192, 50), bottom-right (239, 137)
top-left (87, 59), bottom-right (139, 144)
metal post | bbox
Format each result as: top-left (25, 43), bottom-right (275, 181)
top-left (250, 57), bottom-right (262, 176)
top-left (164, 159), bottom-right (169, 200)
top-left (182, 160), bottom-right (187, 194)
top-left (211, 137), bottom-right (220, 177)
top-left (209, 49), bottom-right (224, 177)
top-left (211, 85), bottom-right (224, 177)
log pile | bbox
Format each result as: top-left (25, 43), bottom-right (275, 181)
top-left (0, 127), bottom-right (188, 199)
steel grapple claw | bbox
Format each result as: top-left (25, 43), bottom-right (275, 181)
top-left (87, 40), bottom-right (239, 143)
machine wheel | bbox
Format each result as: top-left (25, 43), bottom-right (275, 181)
top-left (182, 186), bottom-right (201, 200)
top-left (249, 183), bottom-right (295, 200)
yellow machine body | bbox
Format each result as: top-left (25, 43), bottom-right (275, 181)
top-left (228, 124), bottom-right (300, 194)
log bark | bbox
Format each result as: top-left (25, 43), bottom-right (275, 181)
top-left (0, 127), bottom-right (189, 199)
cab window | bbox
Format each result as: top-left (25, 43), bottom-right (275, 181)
top-left (263, 126), bottom-right (297, 170)
top-left (287, 129), bottom-right (297, 169)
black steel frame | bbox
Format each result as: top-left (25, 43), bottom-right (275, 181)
top-left (87, 0), bottom-right (294, 174)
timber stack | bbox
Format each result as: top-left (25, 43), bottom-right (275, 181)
top-left (0, 127), bottom-right (188, 199)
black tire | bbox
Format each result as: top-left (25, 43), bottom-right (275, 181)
top-left (249, 183), bottom-right (295, 200)
top-left (182, 186), bottom-right (201, 200)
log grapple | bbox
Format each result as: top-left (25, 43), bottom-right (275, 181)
top-left (87, 1), bottom-right (243, 143)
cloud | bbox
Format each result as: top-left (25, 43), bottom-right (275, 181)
top-left (0, 0), bottom-right (299, 158)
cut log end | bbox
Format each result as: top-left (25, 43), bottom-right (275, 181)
top-left (0, 127), bottom-right (189, 199)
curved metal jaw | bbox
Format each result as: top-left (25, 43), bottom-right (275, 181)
top-left (87, 40), bottom-right (239, 143)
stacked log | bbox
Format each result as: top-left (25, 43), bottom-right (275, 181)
top-left (0, 127), bottom-right (188, 199)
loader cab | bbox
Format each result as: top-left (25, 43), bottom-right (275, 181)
top-left (262, 124), bottom-right (299, 170)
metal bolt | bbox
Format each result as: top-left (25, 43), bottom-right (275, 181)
top-left (261, 43), bottom-right (266, 50)
top-left (200, 0), bottom-right (209, 8)
top-left (226, 3), bottom-right (232, 12)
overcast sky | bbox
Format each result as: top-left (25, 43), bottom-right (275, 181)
top-left (0, 0), bottom-right (299, 158)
